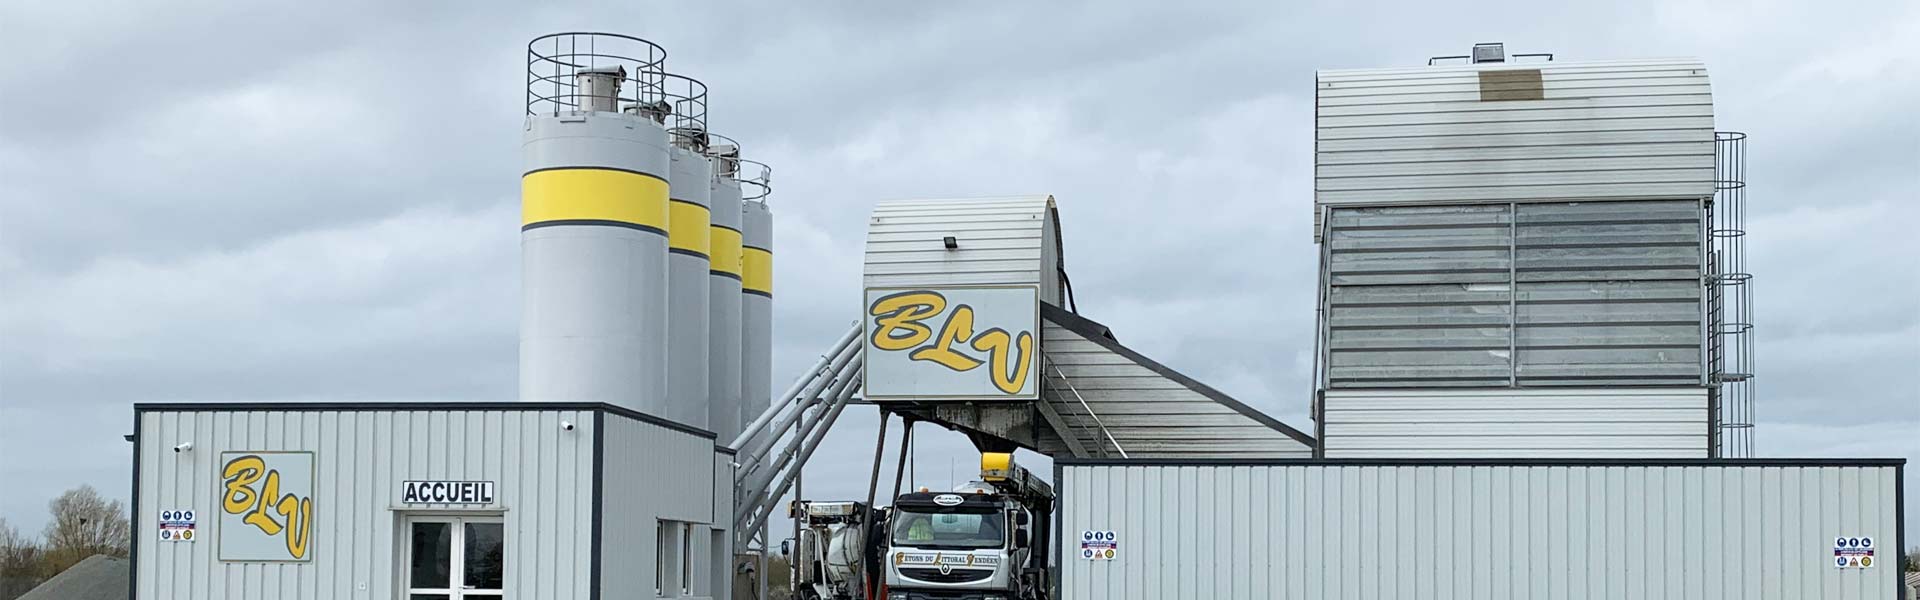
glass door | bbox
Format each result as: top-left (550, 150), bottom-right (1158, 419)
top-left (405, 516), bottom-right (505, 599)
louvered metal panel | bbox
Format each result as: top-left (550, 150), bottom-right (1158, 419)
top-left (863, 196), bottom-right (1064, 304)
top-left (1315, 59), bottom-right (1717, 207)
top-left (1322, 388), bottom-right (1708, 458)
top-left (1321, 200), bottom-right (1704, 388)
top-left (1059, 460), bottom-right (1906, 600)
top-left (1037, 305), bottom-right (1313, 459)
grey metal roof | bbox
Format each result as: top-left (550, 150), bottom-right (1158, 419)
top-left (19, 555), bottom-right (128, 600)
top-left (1037, 303), bottom-right (1314, 459)
top-left (1315, 58), bottom-right (1717, 208)
top-left (864, 196), bottom-right (1064, 305)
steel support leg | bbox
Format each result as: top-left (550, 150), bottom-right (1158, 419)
top-left (858, 411), bottom-right (891, 600)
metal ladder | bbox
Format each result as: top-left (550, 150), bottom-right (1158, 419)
top-left (1710, 131), bottom-right (1756, 458)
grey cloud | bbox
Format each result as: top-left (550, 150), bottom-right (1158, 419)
top-left (2, 0), bottom-right (1915, 543)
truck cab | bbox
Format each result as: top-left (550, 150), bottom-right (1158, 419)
top-left (883, 453), bottom-right (1052, 600)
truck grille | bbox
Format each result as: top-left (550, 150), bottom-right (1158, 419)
top-left (898, 567), bottom-right (993, 583)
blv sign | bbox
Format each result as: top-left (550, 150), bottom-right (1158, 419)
top-left (863, 286), bottom-right (1039, 400)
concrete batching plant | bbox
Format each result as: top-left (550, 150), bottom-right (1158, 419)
top-left (120, 35), bottom-right (1903, 600)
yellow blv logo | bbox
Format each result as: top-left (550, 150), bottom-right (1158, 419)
top-left (218, 451), bottom-right (315, 562)
top-left (865, 287), bottom-right (1038, 398)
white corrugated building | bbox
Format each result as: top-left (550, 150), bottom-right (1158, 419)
top-left (1057, 458), bottom-right (1907, 600)
top-left (1311, 51), bottom-right (1728, 458)
top-left (129, 402), bottom-right (735, 600)
top-left (1054, 47), bottom-right (1902, 600)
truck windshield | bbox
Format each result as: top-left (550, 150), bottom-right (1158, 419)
top-left (890, 510), bottom-right (1005, 549)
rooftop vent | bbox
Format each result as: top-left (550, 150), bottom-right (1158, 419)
top-left (1471, 42), bottom-right (1505, 64)
top-left (1429, 43), bottom-right (1554, 66)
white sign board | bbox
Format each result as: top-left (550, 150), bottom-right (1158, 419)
top-left (1832, 535), bottom-right (1875, 568)
top-left (158, 509), bottom-right (196, 543)
top-left (863, 286), bottom-right (1039, 400)
top-left (218, 451), bottom-right (315, 562)
top-left (1079, 529), bottom-right (1118, 561)
top-left (401, 480), bottom-right (497, 505)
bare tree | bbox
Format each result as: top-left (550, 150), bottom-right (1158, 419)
top-left (38, 485), bottom-right (131, 576)
top-left (0, 517), bottom-right (45, 600)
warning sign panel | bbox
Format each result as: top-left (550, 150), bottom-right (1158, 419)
top-left (158, 509), bottom-right (196, 543)
top-left (1832, 535), bottom-right (1875, 569)
top-left (1079, 529), bottom-right (1118, 561)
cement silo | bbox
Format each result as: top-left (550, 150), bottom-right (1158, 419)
top-left (739, 162), bottom-right (774, 428)
top-left (664, 73), bottom-right (713, 428)
top-left (520, 33), bottom-right (672, 410)
top-left (706, 135), bottom-right (745, 441)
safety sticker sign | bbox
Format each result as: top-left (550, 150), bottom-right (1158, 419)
top-left (1079, 529), bottom-right (1118, 561)
top-left (1832, 535), bottom-right (1875, 568)
top-left (158, 509), bottom-right (196, 543)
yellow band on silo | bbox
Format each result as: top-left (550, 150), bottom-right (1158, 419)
top-left (668, 200), bottom-right (712, 257)
top-left (521, 168), bottom-right (669, 234)
top-left (710, 226), bottom-right (744, 278)
top-left (743, 246), bottom-right (772, 296)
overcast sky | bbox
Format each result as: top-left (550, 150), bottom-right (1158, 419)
top-left (2, 0), bottom-right (1915, 544)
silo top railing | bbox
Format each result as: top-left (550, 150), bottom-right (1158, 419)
top-left (526, 32), bottom-right (667, 116)
top-left (707, 132), bottom-right (743, 180)
top-left (707, 133), bottom-right (771, 199)
top-left (737, 158), bottom-right (773, 201)
top-left (661, 72), bottom-right (710, 151)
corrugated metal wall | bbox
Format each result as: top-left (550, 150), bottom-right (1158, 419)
top-left (864, 196), bottom-right (1062, 305)
top-left (1059, 461), bottom-right (1904, 600)
top-left (1321, 388), bottom-right (1708, 457)
top-left (708, 451), bottom-right (736, 599)
top-left (1315, 59), bottom-right (1717, 207)
top-left (1037, 306), bottom-right (1313, 459)
top-left (134, 407), bottom-right (596, 600)
top-left (599, 411), bottom-right (723, 599)
top-left (1323, 200), bottom-right (1704, 388)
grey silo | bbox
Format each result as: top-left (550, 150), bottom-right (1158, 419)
top-left (706, 137), bottom-right (746, 441)
top-left (521, 34), bottom-right (672, 411)
top-left (663, 73), bottom-right (713, 428)
top-left (740, 194), bottom-right (774, 428)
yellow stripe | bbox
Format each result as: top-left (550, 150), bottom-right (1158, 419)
top-left (710, 227), bottom-right (743, 276)
top-left (669, 201), bottom-right (712, 255)
top-left (743, 247), bottom-right (772, 294)
top-left (521, 169), bottom-right (668, 231)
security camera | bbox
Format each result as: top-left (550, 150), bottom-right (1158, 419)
top-left (560, 421), bottom-right (576, 432)
top-left (172, 442), bottom-right (193, 453)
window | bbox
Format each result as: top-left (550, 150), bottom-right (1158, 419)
top-left (655, 520), bottom-right (699, 598)
top-left (891, 510), bottom-right (1006, 549)
top-left (655, 521), bottom-right (668, 596)
top-left (406, 516), bottom-right (505, 600)
top-left (680, 523), bottom-right (693, 597)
